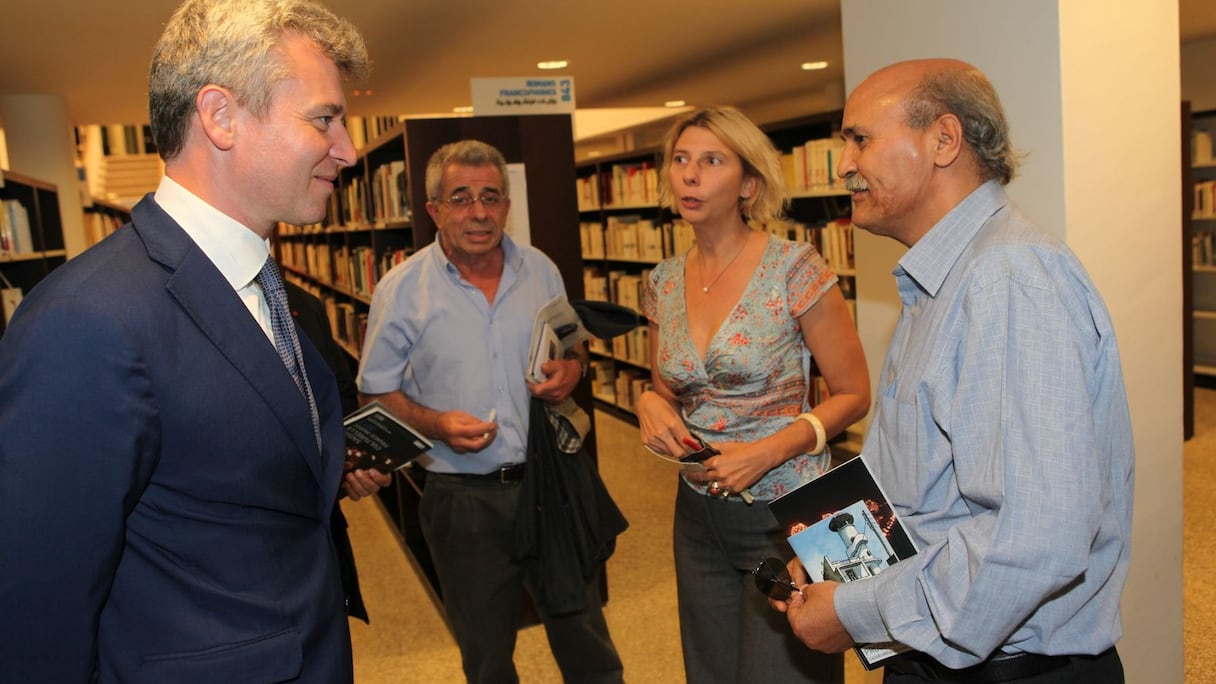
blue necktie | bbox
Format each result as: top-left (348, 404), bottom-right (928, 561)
top-left (256, 257), bottom-right (321, 454)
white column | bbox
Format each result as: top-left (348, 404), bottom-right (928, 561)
top-left (841, 2), bottom-right (1182, 682)
top-left (0, 94), bottom-right (87, 259)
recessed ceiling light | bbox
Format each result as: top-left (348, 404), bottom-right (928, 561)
top-left (537, 60), bottom-right (569, 70)
top-left (801, 61), bottom-right (829, 71)
top-left (665, 100), bottom-right (686, 108)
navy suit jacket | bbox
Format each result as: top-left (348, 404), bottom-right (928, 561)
top-left (0, 196), bottom-right (352, 682)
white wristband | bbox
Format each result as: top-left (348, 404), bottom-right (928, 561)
top-left (796, 412), bottom-right (827, 456)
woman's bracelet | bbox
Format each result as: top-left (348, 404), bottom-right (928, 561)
top-left (795, 412), bottom-right (827, 456)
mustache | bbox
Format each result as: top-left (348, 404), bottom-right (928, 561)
top-left (843, 174), bottom-right (869, 192)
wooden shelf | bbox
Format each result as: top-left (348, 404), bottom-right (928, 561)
top-left (1, 170), bottom-right (66, 337)
top-left (792, 187), bottom-right (851, 199)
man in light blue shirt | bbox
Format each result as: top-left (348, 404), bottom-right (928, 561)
top-left (774, 59), bottom-right (1133, 683)
top-left (357, 140), bottom-right (622, 683)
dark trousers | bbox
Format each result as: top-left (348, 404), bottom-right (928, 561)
top-left (883, 647), bottom-right (1123, 684)
top-left (673, 482), bottom-right (843, 684)
top-left (419, 472), bottom-right (623, 684)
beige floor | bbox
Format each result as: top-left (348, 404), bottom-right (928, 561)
top-left (343, 389), bottom-right (1216, 683)
top-left (1184, 386), bottom-right (1216, 684)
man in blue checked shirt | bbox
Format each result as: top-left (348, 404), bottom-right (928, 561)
top-left (356, 140), bottom-right (621, 684)
top-left (772, 58), bottom-right (1133, 684)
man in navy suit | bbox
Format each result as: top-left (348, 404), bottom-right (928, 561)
top-left (0, 0), bottom-right (389, 680)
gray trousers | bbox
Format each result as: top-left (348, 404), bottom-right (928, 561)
top-left (420, 472), bottom-right (623, 684)
top-left (673, 481), bottom-right (843, 684)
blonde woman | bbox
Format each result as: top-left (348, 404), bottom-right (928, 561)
top-left (636, 106), bottom-right (869, 683)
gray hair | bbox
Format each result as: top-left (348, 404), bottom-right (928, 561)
top-left (149, 0), bottom-right (370, 160)
top-left (904, 67), bottom-right (1019, 185)
top-left (425, 140), bottom-right (510, 200)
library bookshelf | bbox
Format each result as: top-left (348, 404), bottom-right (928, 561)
top-left (1191, 108), bottom-right (1216, 387)
top-left (0, 170), bottom-right (65, 336)
top-left (82, 197), bottom-right (133, 249)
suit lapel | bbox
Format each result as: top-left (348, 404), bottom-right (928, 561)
top-left (131, 198), bottom-right (329, 492)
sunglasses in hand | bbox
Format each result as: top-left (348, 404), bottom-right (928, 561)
top-left (680, 433), bottom-right (720, 463)
top-left (752, 557), bottom-right (803, 601)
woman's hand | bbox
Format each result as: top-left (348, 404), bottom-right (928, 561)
top-left (636, 390), bottom-right (690, 457)
top-left (702, 440), bottom-right (780, 495)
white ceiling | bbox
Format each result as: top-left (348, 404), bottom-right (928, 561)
top-left (1, 0), bottom-right (1214, 130)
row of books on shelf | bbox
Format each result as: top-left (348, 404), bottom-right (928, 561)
top-left (369, 160), bottom-right (410, 224)
top-left (1195, 130), bottom-right (1213, 166)
top-left (580, 217), bottom-right (697, 262)
top-left (1196, 230), bottom-right (1216, 267)
top-left (579, 216), bottom-right (662, 262)
top-left (75, 124), bottom-right (156, 157)
top-left (1197, 180), bottom-right (1216, 219)
top-left (0, 200), bottom-right (34, 256)
top-left (782, 137), bottom-right (849, 194)
top-left (279, 240), bottom-right (411, 297)
top-left (340, 162), bottom-right (410, 227)
top-left (589, 360), bottom-right (653, 413)
top-left (83, 208), bottom-right (127, 247)
top-left (582, 213), bottom-right (854, 276)
top-left (575, 136), bottom-right (848, 212)
top-left (281, 241), bottom-right (334, 284)
top-left (756, 217), bottom-right (855, 273)
top-left (330, 299), bottom-right (369, 355)
top-left (348, 115), bottom-right (403, 151)
top-left (332, 244), bottom-right (411, 297)
top-left (584, 266), bottom-right (650, 312)
top-left (284, 274), bottom-right (371, 355)
top-left (589, 326), bottom-right (651, 370)
top-left (576, 161), bottom-right (660, 211)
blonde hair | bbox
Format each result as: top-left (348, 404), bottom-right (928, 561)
top-left (150, 0), bottom-right (370, 160)
top-left (659, 105), bottom-right (787, 224)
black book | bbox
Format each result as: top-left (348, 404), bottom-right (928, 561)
top-left (768, 455), bottom-right (918, 670)
top-left (343, 400), bottom-right (433, 474)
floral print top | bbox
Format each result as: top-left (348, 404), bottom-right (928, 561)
top-left (641, 235), bottom-right (837, 501)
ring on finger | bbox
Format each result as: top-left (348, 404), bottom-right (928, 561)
top-left (720, 489), bottom-right (731, 499)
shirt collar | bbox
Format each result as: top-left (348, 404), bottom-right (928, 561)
top-left (896, 179), bottom-right (1007, 298)
top-left (154, 176), bottom-right (271, 291)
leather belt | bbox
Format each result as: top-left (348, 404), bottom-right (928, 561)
top-left (886, 647), bottom-right (1116, 683)
top-left (435, 463), bottom-right (526, 483)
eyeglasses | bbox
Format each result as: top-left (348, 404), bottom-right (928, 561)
top-left (435, 193), bottom-right (504, 210)
top-left (751, 557), bottom-right (803, 601)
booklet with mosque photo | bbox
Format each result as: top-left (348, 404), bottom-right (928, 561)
top-left (768, 455), bottom-right (918, 670)
top-left (343, 401), bottom-right (433, 474)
